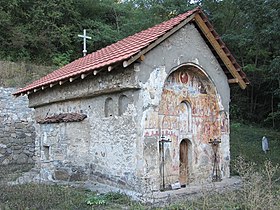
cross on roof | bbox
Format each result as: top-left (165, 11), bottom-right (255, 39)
top-left (78, 29), bottom-right (92, 57)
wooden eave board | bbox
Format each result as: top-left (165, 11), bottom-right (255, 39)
top-left (193, 12), bottom-right (248, 89)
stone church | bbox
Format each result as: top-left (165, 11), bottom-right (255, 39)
top-left (14, 7), bottom-right (248, 194)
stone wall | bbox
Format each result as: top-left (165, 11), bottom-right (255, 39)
top-left (0, 87), bottom-right (35, 164)
top-left (25, 23), bottom-right (231, 193)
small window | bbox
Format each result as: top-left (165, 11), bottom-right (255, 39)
top-left (179, 101), bottom-right (192, 133)
top-left (105, 97), bottom-right (114, 117)
top-left (118, 95), bottom-right (129, 116)
top-left (43, 145), bottom-right (50, 160)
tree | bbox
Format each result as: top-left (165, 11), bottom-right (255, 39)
top-left (0, 0), bottom-right (278, 128)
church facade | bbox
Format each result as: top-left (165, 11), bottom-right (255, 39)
top-left (14, 7), bottom-right (248, 194)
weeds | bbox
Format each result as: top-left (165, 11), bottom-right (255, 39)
top-left (85, 192), bottom-right (134, 207)
top-left (0, 163), bottom-right (34, 182)
top-left (166, 157), bottom-right (279, 210)
top-left (86, 194), bottom-right (107, 206)
top-left (0, 123), bottom-right (279, 209)
top-left (233, 157), bottom-right (279, 210)
top-left (0, 183), bottom-right (144, 210)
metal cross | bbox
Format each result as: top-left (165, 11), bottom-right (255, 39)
top-left (159, 135), bottom-right (171, 190)
top-left (78, 29), bottom-right (92, 57)
top-left (209, 138), bottom-right (222, 182)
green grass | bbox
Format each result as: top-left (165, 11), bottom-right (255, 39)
top-left (0, 165), bottom-right (144, 209)
top-left (230, 121), bottom-right (280, 177)
top-left (0, 183), bottom-right (144, 210)
top-left (0, 163), bottom-right (34, 182)
top-left (0, 122), bottom-right (279, 209)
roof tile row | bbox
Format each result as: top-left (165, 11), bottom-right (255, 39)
top-left (14, 7), bottom-right (248, 95)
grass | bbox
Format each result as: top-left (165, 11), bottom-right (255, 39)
top-left (167, 157), bottom-right (280, 210)
top-left (0, 122), bottom-right (279, 209)
top-left (0, 163), bottom-right (34, 182)
top-left (0, 60), bottom-right (55, 88)
top-left (0, 184), bottom-right (144, 210)
top-left (0, 165), bottom-right (144, 209)
top-left (230, 121), bottom-right (280, 177)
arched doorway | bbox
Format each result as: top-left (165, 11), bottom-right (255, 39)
top-left (179, 139), bottom-right (191, 185)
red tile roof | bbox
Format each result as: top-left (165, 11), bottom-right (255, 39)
top-left (14, 7), bottom-right (247, 96)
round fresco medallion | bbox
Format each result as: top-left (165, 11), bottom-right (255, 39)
top-left (179, 72), bottom-right (188, 84)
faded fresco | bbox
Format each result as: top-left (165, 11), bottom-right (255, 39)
top-left (144, 65), bottom-right (228, 187)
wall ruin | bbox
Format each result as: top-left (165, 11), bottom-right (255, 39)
top-left (0, 87), bottom-right (35, 165)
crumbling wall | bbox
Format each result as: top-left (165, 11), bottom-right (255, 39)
top-left (0, 87), bottom-right (35, 164)
top-left (29, 67), bottom-right (143, 192)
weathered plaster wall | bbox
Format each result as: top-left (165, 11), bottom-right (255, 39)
top-left (137, 23), bottom-right (230, 111)
top-left (30, 68), bottom-right (145, 192)
top-left (27, 22), bottom-right (231, 193)
top-left (142, 67), bottom-right (229, 188)
top-left (136, 23), bottom-right (231, 189)
top-left (0, 87), bottom-right (35, 164)
top-left (28, 66), bottom-right (138, 108)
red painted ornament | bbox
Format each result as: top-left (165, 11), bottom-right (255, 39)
top-left (179, 72), bottom-right (188, 84)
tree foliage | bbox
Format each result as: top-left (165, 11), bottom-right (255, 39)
top-left (194, 0), bottom-right (279, 129)
top-left (0, 0), bottom-right (279, 128)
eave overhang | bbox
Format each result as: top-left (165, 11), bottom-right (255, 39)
top-left (13, 7), bottom-right (248, 97)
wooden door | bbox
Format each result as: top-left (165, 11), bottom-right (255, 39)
top-left (179, 140), bottom-right (188, 185)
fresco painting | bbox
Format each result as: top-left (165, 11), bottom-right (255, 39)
top-left (144, 65), bottom-right (228, 185)
top-left (144, 112), bottom-right (158, 129)
top-left (159, 66), bottom-right (222, 142)
top-left (220, 111), bottom-right (229, 133)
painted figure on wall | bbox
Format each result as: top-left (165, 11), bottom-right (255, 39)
top-left (151, 64), bottom-right (223, 186)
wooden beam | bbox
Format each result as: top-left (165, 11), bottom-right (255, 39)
top-left (81, 72), bottom-right (91, 79)
top-left (59, 80), bottom-right (66, 85)
top-left (123, 13), bottom-right (197, 68)
top-left (228, 78), bottom-right (239, 84)
top-left (194, 14), bottom-right (247, 89)
top-left (29, 85), bottom-right (141, 108)
top-left (49, 82), bottom-right (58, 88)
top-left (69, 75), bottom-right (79, 82)
top-left (108, 63), bottom-right (121, 72)
top-left (139, 54), bottom-right (145, 61)
top-left (123, 61), bottom-right (129, 68)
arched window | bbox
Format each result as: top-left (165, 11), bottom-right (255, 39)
top-left (105, 97), bottom-right (114, 117)
top-left (178, 101), bottom-right (192, 133)
top-left (118, 95), bottom-right (129, 116)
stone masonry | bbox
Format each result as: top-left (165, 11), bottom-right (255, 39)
top-left (0, 87), bottom-right (35, 164)
top-left (26, 24), bottom-right (231, 194)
